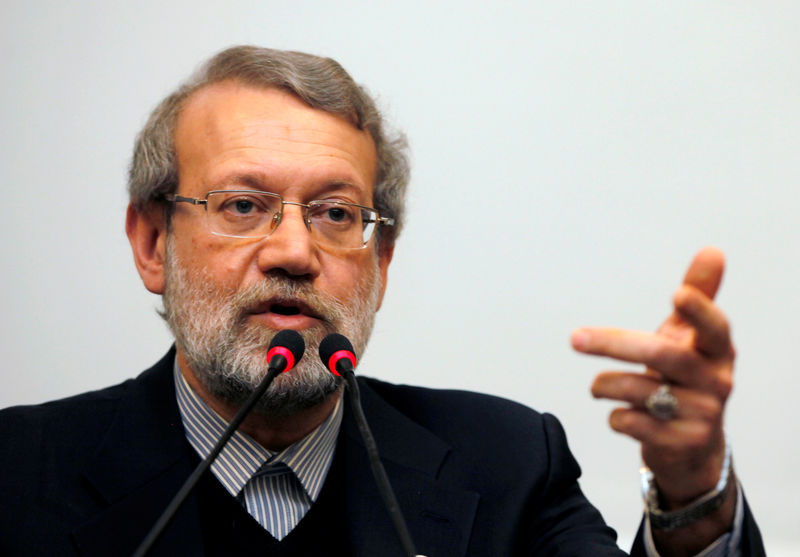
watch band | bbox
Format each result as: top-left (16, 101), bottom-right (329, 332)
top-left (640, 440), bottom-right (733, 531)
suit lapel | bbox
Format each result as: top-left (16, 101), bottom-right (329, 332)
top-left (69, 355), bottom-right (480, 556)
top-left (343, 379), bottom-right (479, 557)
top-left (72, 349), bottom-right (205, 557)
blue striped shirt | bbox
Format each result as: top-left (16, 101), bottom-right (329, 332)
top-left (174, 363), bottom-right (342, 540)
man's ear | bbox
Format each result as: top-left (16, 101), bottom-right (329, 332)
top-left (375, 240), bottom-right (394, 311)
top-left (126, 203), bottom-right (167, 294)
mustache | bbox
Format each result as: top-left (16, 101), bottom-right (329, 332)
top-left (227, 274), bottom-right (348, 327)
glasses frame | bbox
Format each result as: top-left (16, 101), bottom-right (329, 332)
top-left (164, 189), bottom-right (395, 250)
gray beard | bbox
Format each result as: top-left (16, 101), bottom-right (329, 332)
top-left (160, 241), bottom-right (380, 417)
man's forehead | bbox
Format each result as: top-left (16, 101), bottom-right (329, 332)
top-left (172, 81), bottom-right (378, 198)
top-left (176, 81), bottom-right (376, 163)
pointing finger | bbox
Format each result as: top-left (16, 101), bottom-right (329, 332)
top-left (571, 327), bottom-right (700, 380)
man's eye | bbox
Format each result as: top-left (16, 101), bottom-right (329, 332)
top-left (314, 204), bottom-right (357, 225)
top-left (327, 207), bottom-right (349, 222)
top-left (221, 196), bottom-right (268, 215)
top-left (234, 200), bottom-right (254, 214)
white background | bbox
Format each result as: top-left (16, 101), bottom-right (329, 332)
top-left (2, 1), bottom-right (798, 553)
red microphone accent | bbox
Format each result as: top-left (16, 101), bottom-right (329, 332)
top-left (327, 349), bottom-right (356, 376)
top-left (267, 345), bottom-right (296, 372)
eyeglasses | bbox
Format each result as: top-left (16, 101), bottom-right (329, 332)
top-left (164, 190), bottom-right (394, 250)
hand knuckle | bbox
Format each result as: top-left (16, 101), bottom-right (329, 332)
top-left (719, 315), bottom-right (731, 336)
top-left (677, 351), bottom-right (699, 373)
top-left (712, 372), bottom-right (733, 399)
top-left (646, 343), bottom-right (670, 365)
top-left (698, 396), bottom-right (722, 418)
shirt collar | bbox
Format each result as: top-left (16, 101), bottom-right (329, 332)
top-left (173, 359), bottom-right (343, 502)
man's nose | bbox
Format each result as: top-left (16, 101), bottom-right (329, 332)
top-left (255, 204), bottom-right (320, 278)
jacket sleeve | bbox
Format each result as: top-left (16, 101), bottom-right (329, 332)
top-left (515, 413), bottom-right (628, 556)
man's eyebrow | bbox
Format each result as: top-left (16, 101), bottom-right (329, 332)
top-left (206, 173), bottom-right (365, 198)
top-left (209, 173), bottom-right (270, 190)
top-left (314, 181), bottom-right (362, 196)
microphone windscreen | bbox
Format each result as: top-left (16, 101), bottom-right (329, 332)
top-left (319, 333), bottom-right (357, 375)
top-left (267, 329), bottom-right (306, 371)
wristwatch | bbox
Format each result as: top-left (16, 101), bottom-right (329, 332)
top-left (640, 440), bottom-right (733, 531)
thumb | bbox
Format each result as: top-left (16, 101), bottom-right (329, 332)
top-left (682, 246), bottom-right (726, 300)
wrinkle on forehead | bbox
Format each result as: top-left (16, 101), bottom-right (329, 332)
top-left (175, 81), bottom-right (377, 193)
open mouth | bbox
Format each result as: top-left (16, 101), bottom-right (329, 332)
top-left (270, 303), bottom-right (302, 316)
top-left (248, 297), bottom-right (322, 322)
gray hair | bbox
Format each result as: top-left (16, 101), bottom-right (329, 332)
top-left (128, 45), bottom-right (409, 246)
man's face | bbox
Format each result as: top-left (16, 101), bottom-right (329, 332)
top-left (160, 81), bottom-right (390, 415)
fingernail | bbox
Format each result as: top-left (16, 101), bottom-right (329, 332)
top-left (571, 329), bottom-right (589, 350)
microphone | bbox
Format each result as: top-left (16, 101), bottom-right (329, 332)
top-left (319, 334), bottom-right (423, 557)
top-left (132, 330), bottom-right (305, 557)
top-left (265, 329), bottom-right (306, 374)
top-left (319, 333), bottom-right (357, 376)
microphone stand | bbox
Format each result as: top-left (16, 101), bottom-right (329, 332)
top-left (340, 369), bottom-right (424, 557)
top-left (131, 360), bottom-right (285, 557)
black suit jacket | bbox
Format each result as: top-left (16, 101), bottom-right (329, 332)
top-left (0, 349), bottom-right (764, 556)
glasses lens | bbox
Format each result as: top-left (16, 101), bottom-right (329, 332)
top-left (205, 191), bottom-right (282, 238)
top-left (308, 201), bottom-right (377, 249)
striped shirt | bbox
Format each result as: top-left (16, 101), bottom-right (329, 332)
top-left (174, 362), bottom-right (342, 540)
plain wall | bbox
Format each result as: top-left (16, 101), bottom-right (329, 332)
top-left (1, 1), bottom-right (798, 553)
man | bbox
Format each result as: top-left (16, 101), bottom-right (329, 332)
top-left (0, 46), bottom-right (764, 556)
